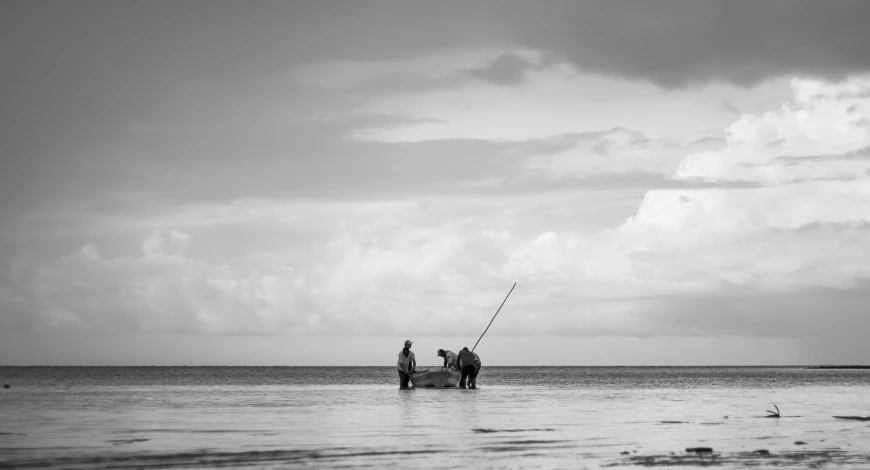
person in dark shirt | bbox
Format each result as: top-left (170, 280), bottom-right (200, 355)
top-left (469, 351), bottom-right (481, 389)
top-left (456, 347), bottom-right (476, 389)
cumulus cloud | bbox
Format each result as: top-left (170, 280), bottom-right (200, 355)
top-left (479, 75), bottom-right (870, 337)
top-left (596, 77), bottom-right (870, 289)
top-left (675, 76), bottom-right (870, 184)
top-left (12, 230), bottom-right (315, 335)
top-left (142, 229), bottom-right (191, 257)
top-left (5, 71), bottom-right (870, 358)
top-left (2, 204), bottom-right (513, 337)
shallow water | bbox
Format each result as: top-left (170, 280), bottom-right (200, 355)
top-left (2, 366), bottom-right (870, 469)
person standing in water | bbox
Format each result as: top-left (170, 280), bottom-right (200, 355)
top-left (457, 347), bottom-right (476, 389)
top-left (397, 340), bottom-right (416, 389)
top-left (437, 349), bottom-right (459, 369)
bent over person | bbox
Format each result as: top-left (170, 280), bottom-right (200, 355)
top-left (469, 351), bottom-right (481, 389)
top-left (397, 340), bottom-right (416, 389)
top-left (457, 347), bottom-right (476, 389)
top-left (437, 349), bottom-right (458, 369)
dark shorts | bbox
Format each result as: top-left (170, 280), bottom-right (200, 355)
top-left (460, 365), bottom-right (476, 388)
top-left (398, 370), bottom-right (410, 389)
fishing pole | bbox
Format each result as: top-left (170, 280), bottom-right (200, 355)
top-left (472, 283), bottom-right (516, 352)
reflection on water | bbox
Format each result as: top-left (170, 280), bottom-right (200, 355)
top-left (1, 367), bottom-right (869, 468)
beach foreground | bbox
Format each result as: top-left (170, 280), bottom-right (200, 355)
top-left (1, 366), bottom-right (869, 469)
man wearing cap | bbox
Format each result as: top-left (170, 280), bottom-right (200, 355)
top-left (437, 349), bottom-right (459, 369)
top-left (397, 340), bottom-right (416, 389)
top-left (457, 347), bottom-right (476, 389)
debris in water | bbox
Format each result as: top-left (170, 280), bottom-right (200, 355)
top-left (686, 447), bottom-right (713, 453)
top-left (766, 405), bottom-right (781, 418)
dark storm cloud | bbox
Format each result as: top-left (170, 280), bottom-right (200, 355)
top-left (4, 0), bottom-right (868, 193)
top-left (281, 1), bottom-right (870, 88)
top-left (501, 0), bottom-right (870, 87)
top-left (277, 1), bottom-right (870, 87)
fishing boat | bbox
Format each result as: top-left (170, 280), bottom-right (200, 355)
top-left (410, 367), bottom-right (461, 388)
top-left (407, 283), bottom-right (517, 389)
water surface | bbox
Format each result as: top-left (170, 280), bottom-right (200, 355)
top-left (2, 366), bottom-right (869, 468)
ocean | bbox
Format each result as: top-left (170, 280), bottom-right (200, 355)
top-left (1, 366), bottom-right (869, 469)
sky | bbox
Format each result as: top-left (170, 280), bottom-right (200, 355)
top-left (2, 1), bottom-right (870, 366)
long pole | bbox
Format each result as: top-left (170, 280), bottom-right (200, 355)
top-left (472, 283), bottom-right (516, 352)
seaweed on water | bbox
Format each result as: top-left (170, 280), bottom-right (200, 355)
top-left (607, 449), bottom-right (860, 468)
top-left (502, 440), bottom-right (568, 445)
top-left (685, 447), bottom-right (714, 453)
top-left (0, 448), bottom-right (448, 468)
top-left (472, 428), bottom-right (555, 433)
top-left (108, 438), bottom-right (150, 445)
top-left (833, 416), bottom-right (870, 421)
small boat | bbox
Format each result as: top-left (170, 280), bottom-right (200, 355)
top-left (410, 367), bottom-right (461, 388)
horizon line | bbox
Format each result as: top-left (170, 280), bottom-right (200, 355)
top-left (2, 364), bottom-right (868, 368)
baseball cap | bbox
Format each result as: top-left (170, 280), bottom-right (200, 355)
top-left (404, 340), bottom-right (413, 346)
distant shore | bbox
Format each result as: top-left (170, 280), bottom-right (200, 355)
top-left (808, 365), bottom-right (870, 369)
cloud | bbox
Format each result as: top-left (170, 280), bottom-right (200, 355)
top-left (482, 76), bottom-right (870, 341)
top-left (499, 0), bottom-right (870, 87)
top-left (6, 230), bottom-right (317, 335)
top-left (520, 128), bottom-right (686, 177)
top-left (4, 0), bottom-right (870, 198)
top-left (142, 229), bottom-right (191, 257)
top-left (7, 4), bottom-right (870, 365)
top-left (460, 52), bottom-right (557, 86)
top-left (7, 188), bottom-right (869, 343)
top-left (290, 2), bottom-right (870, 88)
top-left (8, 76), bottom-right (870, 343)
top-left (342, 58), bottom-right (776, 144)
top-left (675, 76), bottom-right (870, 184)
top-left (292, 51), bottom-right (476, 95)
top-left (1, 203), bottom-right (515, 336)
top-left (569, 77), bottom-right (870, 318)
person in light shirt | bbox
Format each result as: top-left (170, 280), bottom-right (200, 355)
top-left (396, 340), bottom-right (416, 389)
top-left (437, 349), bottom-right (458, 369)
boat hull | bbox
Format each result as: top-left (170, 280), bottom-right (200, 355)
top-left (410, 367), bottom-right (461, 388)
